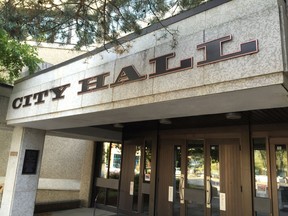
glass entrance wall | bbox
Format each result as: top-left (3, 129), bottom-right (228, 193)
top-left (96, 142), bottom-right (122, 207)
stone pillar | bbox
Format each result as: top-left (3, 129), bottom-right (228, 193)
top-left (79, 141), bottom-right (95, 207)
top-left (0, 127), bottom-right (46, 216)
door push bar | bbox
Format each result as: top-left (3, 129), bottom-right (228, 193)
top-left (179, 174), bottom-right (185, 204)
top-left (206, 176), bottom-right (211, 208)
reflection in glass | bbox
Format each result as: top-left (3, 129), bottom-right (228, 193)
top-left (97, 142), bottom-right (122, 207)
top-left (95, 188), bottom-right (118, 207)
top-left (253, 138), bottom-right (269, 198)
top-left (186, 140), bottom-right (205, 216)
top-left (100, 142), bottom-right (122, 179)
top-left (174, 146), bottom-right (181, 216)
top-left (187, 202), bottom-right (205, 216)
top-left (144, 141), bottom-right (152, 183)
top-left (106, 189), bottom-right (118, 206)
top-left (142, 194), bottom-right (149, 215)
top-left (108, 143), bottom-right (122, 179)
top-left (100, 142), bottom-right (110, 178)
top-left (95, 187), bottom-right (106, 204)
top-left (210, 145), bottom-right (220, 216)
top-left (275, 145), bottom-right (288, 216)
top-left (187, 140), bottom-right (205, 189)
top-left (133, 146), bottom-right (142, 211)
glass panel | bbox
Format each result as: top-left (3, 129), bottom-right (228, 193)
top-left (142, 194), bottom-right (150, 215)
top-left (210, 145), bottom-right (220, 216)
top-left (253, 138), bottom-right (269, 198)
top-left (187, 140), bottom-right (205, 189)
top-left (95, 188), bottom-right (118, 207)
top-left (275, 145), bottom-right (288, 216)
top-left (186, 140), bottom-right (205, 216)
top-left (144, 141), bottom-right (152, 183)
top-left (132, 145), bottom-right (142, 211)
top-left (174, 145), bottom-right (181, 216)
top-left (106, 189), bottom-right (118, 207)
top-left (95, 187), bottom-right (106, 204)
top-left (97, 142), bottom-right (121, 207)
top-left (100, 142), bottom-right (110, 178)
top-left (108, 143), bottom-right (122, 179)
top-left (187, 202), bottom-right (205, 216)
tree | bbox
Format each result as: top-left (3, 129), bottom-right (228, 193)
top-left (0, 0), bottom-right (207, 84)
top-left (0, 0), bottom-right (206, 48)
top-left (0, 29), bottom-right (42, 84)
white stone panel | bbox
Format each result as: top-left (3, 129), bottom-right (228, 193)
top-left (38, 178), bottom-right (80, 191)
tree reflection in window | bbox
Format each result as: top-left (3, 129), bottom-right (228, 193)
top-left (100, 142), bottom-right (122, 180)
top-left (253, 138), bottom-right (269, 198)
top-left (144, 141), bottom-right (152, 183)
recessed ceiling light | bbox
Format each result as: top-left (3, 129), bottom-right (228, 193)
top-left (226, 112), bottom-right (242, 120)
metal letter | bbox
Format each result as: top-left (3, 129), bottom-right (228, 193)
top-left (197, 35), bottom-right (258, 67)
top-left (12, 97), bottom-right (23, 109)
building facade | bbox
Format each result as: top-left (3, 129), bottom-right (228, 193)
top-left (0, 45), bottom-right (93, 212)
top-left (2, 0), bottom-right (288, 215)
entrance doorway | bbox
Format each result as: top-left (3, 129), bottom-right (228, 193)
top-left (118, 138), bottom-right (153, 215)
top-left (252, 137), bottom-right (288, 216)
top-left (270, 138), bottom-right (288, 216)
top-left (157, 138), bottom-right (242, 216)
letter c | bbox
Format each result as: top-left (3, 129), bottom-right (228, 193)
top-left (12, 97), bottom-right (23, 109)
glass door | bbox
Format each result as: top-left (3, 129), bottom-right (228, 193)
top-left (185, 139), bottom-right (242, 216)
top-left (205, 139), bottom-right (242, 216)
top-left (252, 137), bottom-right (288, 216)
top-left (158, 138), bottom-right (242, 216)
top-left (156, 139), bottom-right (186, 216)
top-left (270, 138), bottom-right (288, 216)
top-left (118, 139), bottom-right (153, 215)
top-left (93, 142), bottom-right (122, 208)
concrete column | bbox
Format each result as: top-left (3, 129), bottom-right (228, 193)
top-left (0, 127), bottom-right (46, 216)
top-left (79, 141), bottom-right (95, 207)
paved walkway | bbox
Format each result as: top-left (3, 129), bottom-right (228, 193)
top-left (34, 208), bottom-right (119, 216)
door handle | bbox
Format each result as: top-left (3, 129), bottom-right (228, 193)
top-left (206, 176), bottom-right (211, 208)
top-left (179, 174), bottom-right (185, 204)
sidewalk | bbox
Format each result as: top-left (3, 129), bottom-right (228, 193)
top-left (34, 208), bottom-right (119, 216)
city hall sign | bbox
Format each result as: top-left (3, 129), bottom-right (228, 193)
top-left (12, 35), bottom-right (259, 109)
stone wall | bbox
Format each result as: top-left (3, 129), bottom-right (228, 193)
top-left (35, 136), bottom-right (94, 206)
